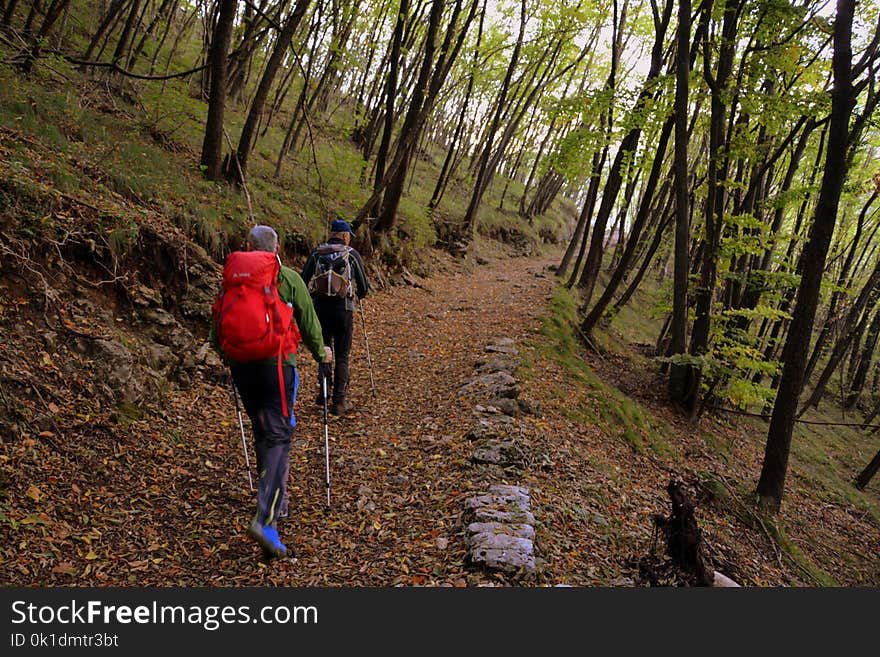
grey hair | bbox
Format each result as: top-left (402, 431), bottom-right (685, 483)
top-left (247, 225), bottom-right (278, 252)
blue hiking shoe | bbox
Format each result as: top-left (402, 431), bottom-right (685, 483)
top-left (247, 520), bottom-right (287, 558)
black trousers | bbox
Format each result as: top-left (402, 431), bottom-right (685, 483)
top-left (230, 362), bottom-right (297, 526)
top-left (314, 298), bottom-right (353, 402)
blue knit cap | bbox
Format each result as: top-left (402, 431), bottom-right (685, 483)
top-left (331, 219), bottom-right (354, 234)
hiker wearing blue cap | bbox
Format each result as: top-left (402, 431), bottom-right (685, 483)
top-left (301, 218), bottom-right (370, 415)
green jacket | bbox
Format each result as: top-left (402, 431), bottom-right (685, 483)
top-left (212, 262), bottom-right (327, 368)
top-left (276, 264), bottom-right (327, 367)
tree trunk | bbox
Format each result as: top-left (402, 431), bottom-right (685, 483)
top-left (845, 307), bottom-right (880, 409)
top-left (2, 0), bottom-right (20, 26)
top-left (459, 0), bottom-right (526, 242)
top-left (669, 0), bottom-right (691, 407)
top-left (800, 264), bottom-right (880, 413)
top-left (131, 0), bottom-right (177, 66)
top-left (567, 148), bottom-right (609, 287)
top-left (529, 171), bottom-right (566, 218)
top-left (574, 0), bottom-right (632, 300)
top-left (199, 0), bottom-right (238, 181)
top-left (428, 64), bottom-right (478, 211)
top-left (369, 0), bottom-right (409, 209)
top-left (577, 0), bottom-right (672, 305)
top-left (20, 0), bottom-right (71, 71)
top-left (757, 0), bottom-right (857, 514)
top-left (314, 0), bottom-right (362, 116)
top-left (111, 0), bottom-right (143, 64)
top-left (82, 0), bottom-right (128, 62)
top-left (519, 60), bottom-right (584, 218)
top-left (854, 446), bottom-right (880, 490)
top-left (374, 0), bottom-right (472, 239)
top-left (22, 0), bottom-right (41, 36)
top-left (734, 119), bottom-right (816, 325)
top-left (274, 8), bottom-right (323, 176)
top-left (226, 0), bottom-right (271, 102)
top-left (356, 0), bottom-right (478, 243)
top-left (686, 0), bottom-right (742, 415)
top-left (805, 187), bottom-right (879, 380)
top-left (614, 211), bottom-right (674, 314)
top-left (226, 0), bottom-right (312, 185)
top-left (582, 118), bottom-right (674, 336)
top-left (557, 183), bottom-right (592, 280)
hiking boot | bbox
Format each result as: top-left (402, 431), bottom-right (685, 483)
top-left (314, 392), bottom-right (325, 407)
top-left (330, 397), bottom-right (354, 416)
top-left (247, 519), bottom-right (287, 558)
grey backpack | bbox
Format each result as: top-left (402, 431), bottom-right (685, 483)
top-left (308, 244), bottom-right (354, 298)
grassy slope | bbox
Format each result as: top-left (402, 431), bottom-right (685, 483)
top-left (530, 268), bottom-right (880, 585)
top-left (0, 39), bottom-right (573, 271)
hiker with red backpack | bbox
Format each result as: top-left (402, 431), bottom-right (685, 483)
top-left (212, 225), bottom-right (331, 559)
top-left (301, 219), bottom-right (370, 416)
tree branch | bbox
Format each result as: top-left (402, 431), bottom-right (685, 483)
top-left (45, 50), bottom-right (208, 80)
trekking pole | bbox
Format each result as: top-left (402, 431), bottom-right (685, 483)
top-left (230, 379), bottom-right (254, 493)
top-left (359, 301), bottom-right (376, 397)
top-left (320, 362), bottom-right (332, 512)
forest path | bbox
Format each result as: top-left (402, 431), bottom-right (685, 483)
top-left (86, 245), bottom-right (828, 587)
top-left (202, 247), bottom-right (563, 585)
top-left (7, 235), bottom-right (876, 587)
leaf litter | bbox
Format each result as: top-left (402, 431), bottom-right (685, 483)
top-left (0, 241), bottom-right (878, 587)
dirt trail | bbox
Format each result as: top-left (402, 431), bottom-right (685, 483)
top-left (197, 248), bottom-right (561, 585)
top-left (185, 243), bottom-right (880, 588)
top-left (2, 245), bottom-right (575, 588)
top-left (7, 239), bottom-right (876, 587)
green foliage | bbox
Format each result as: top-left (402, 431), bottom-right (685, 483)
top-left (706, 320), bottom-right (781, 410)
top-left (657, 298), bottom-right (785, 412)
top-left (720, 304), bottom-right (792, 325)
top-left (725, 376), bottom-right (776, 409)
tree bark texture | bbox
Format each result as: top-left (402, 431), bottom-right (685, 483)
top-left (757, 0), bottom-right (856, 513)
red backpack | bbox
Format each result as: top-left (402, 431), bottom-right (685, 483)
top-left (212, 251), bottom-right (301, 416)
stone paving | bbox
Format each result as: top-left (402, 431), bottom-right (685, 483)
top-left (459, 338), bottom-right (537, 578)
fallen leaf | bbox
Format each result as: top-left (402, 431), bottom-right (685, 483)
top-left (20, 513), bottom-right (48, 525)
top-left (52, 562), bottom-right (77, 575)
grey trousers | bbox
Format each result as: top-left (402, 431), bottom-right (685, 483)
top-left (231, 362), bottom-right (298, 527)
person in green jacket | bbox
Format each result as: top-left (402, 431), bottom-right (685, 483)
top-left (215, 225), bottom-right (331, 559)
